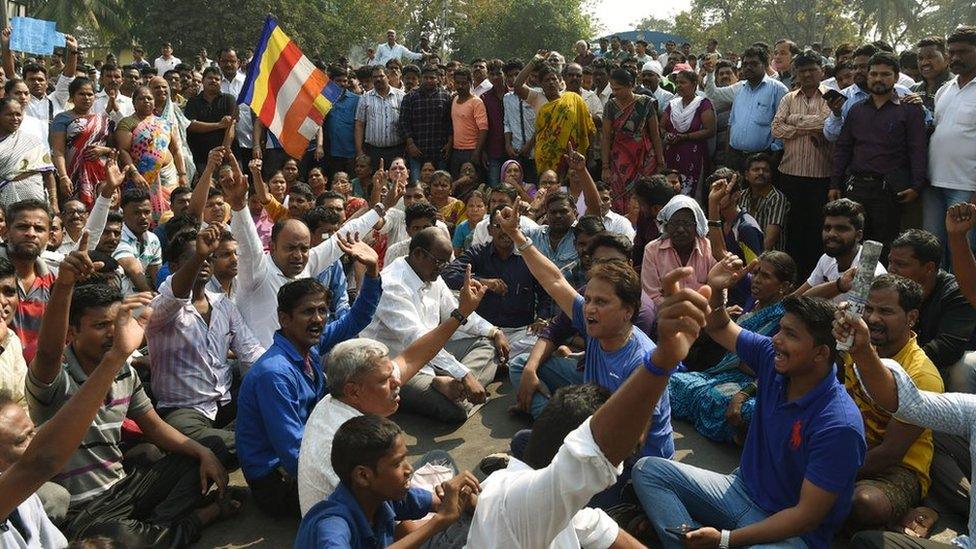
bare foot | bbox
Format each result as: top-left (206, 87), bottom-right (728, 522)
top-left (432, 375), bottom-right (463, 402)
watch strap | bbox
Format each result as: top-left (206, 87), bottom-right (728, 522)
top-left (516, 237), bottom-right (533, 253)
top-left (719, 529), bottom-right (731, 549)
top-left (450, 308), bottom-right (468, 325)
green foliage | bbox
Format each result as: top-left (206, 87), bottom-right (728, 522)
top-left (28, 0), bottom-right (128, 40)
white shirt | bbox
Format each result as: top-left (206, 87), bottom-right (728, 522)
top-left (472, 79), bottom-right (494, 98)
top-left (471, 215), bottom-right (539, 248)
top-left (580, 89), bottom-right (603, 119)
top-left (575, 196), bottom-right (636, 242)
top-left (373, 43), bottom-right (423, 66)
top-left (806, 245), bottom-right (887, 303)
top-left (154, 56), bottom-right (182, 75)
top-left (930, 76), bottom-right (976, 191)
top-left (897, 72), bottom-right (917, 89)
top-left (297, 395), bottom-right (362, 515)
top-left (92, 91), bottom-right (135, 124)
top-left (377, 207), bottom-right (449, 248)
top-left (360, 257), bottom-right (494, 379)
top-left (230, 206), bottom-right (381, 347)
top-left (24, 75), bottom-right (72, 125)
top-left (467, 418), bottom-right (621, 549)
top-left (56, 194), bottom-right (112, 254)
top-left (0, 493), bottom-right (68, 549)
top-left (222, 70), bottom-right (253, 149)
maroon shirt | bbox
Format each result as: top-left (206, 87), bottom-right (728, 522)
top-left (480, 88), bottom-right (508, 160)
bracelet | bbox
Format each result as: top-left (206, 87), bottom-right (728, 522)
top-left (643, 351), bottom-right (686, 377)
top-left (707, 219), bottom-right (723, 230)
top-left (719, 529), bottom-right (731, 549)
top-left (516, 237), bottom-right (533, 253)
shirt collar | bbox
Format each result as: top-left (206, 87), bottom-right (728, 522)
top-left (394, 257), bottom-right (429, 291)
top-left (121, 223), bottom-right (146, 245)
top-left (890, 334), bottom-right (921, 365)
top-left (271, 331), bottom-right (315, 365)
top-left (658, 236), bottom-right (706, 256)
top-left (778, 365), bottom-right (839, 409)
top-left (329, 483), bottom-right (391, 544)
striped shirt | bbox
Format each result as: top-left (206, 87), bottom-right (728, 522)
top-left (771, 87), bottom-right (833, 178)
top-left (738, 186), bottom-right (790, 251)
top-left (355, 87), bottom-right (405, 147)
top-left (146, 278), bottom-right (265, 419)
top-left (113, 224), bottom-right (162, 296)
top-left (0, 247), bottom-right (56, 364)
top-left (25, 346), bottom-right (152, 504)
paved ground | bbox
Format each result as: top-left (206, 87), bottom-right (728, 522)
top-left (197, 378), bottom-right (964, 548)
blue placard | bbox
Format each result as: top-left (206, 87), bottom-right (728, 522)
top-left (10, 17), bottom-right (65, 56)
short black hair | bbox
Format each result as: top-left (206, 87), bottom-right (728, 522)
top-left (745, 152), bottom-right (773, 172)
top-left (22, 62), bottom-right (47, 76)
top-left (523, 385), bottom-right (612, 469)
top-left (170, 186), bottom-right (192, 202)
top-left (544, 191), bottom-right (575, 212)
top-left (868, 51), bottom-right (900, 72)
top-left (775, 38), bottom-right (801, 56)
top-left (316, 190), bottom-right (345, 206)
top-left (916, 36), bottom-right (946, 54)
top-left (490, 185), bottom-right (518, 204)
top-left (121, 188), bottom-right (151, 209)
top-left (853, 44), bottom-right (879, 59)
top-left (891, 229), bottom-right (942, 266)
top-left (331, 414), bottom-right (403, 486)
top-left (404, 202), bottom-right (439, 227)
top-left (6, 199), bottom-right (51, 226)
top-left (715, 59), bottom-right (737, 73)
top-left (202, 66), bottom-right (221, 79)
top-left (277, 278), bottom-right (327, 315)
top-left (781, 295), bottom-right (837, 361)
top-left (402, 64), bottom-right (421, 76)
top-left (105, 211), bottom-right (124, 226)
top-left (0, 257), bottom-right (14, 280)
top-left (587, 231), bottom-right (633, 258)
top-left (793, 50), bottom-right (823, 68)
top-left (871, 274), bottom-right (923, 313)
top-left (69, 283), bottom-right (122, 327)
top-left (823, 198), bottom-right (864, 232)
top-left (304, 206), bottom-right (342, 233)
top-left (948, 25), bottom-right (976, 46)
top-left (289, 182), bottom-right (315, 202)
top-left (503, 58), bottom-right (524, 73)
top-left (741, 46), bottom-right (769, 65)
top-left (453, 67), bottom-right (472, 81)
top-left (164, 229), bottom-right (198, 264)
top-left (572, 215), bottom-right (606, 237)
top-left (634, 175), bottom-right (676, 207)
top-left (163, 213), bottom-right (199, 244)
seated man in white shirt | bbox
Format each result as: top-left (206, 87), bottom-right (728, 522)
top-left (147, 226), bottom-right (265, 458)
top-left (384, 202), bottom-right (440, 266)
top-left (298, 269), bottom-right (489, 514)
top-left (379, 177), bottom-right (449, 246)
top-left (361, 227), bottom-right (510, 423)
top-left (467, 266), bottom-right (706, 548)
top-left (577, 180), bottom-right (636, 242)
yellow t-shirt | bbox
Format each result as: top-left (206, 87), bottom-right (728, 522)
top-left (844, 335), bottom-right (944, 494)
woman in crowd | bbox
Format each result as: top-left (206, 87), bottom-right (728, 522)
top-left (0, 97), bottom-right (57, 210)
top-left (602, 68), bottom-right (664, 214)
top-left (307, 166), bottom-right (328, 197)
top-left (330, 170), bottom-right (366, 219)
top-left (153, 75), bottom-right (196, 184)
top-left (452, 161), bottom-right (483, 205)
top-left (669, 251), bottom-right (796, 444)
top-left (428, 170), bottom-right (465, 232)
top-left (51, 77), bottom-right (112, 209)
top-left (116, 86), bottom-right (190, 221)
top-left (501, 159), bottom-right (536, 203)
top-left (662, 68), bottom-right (715, 199)
top-left (419, 160), bottom-right (436, 186)
top-left (452, 190), bottom-right (486, 256)
top-left (530, 64), bottom-right (595, 177)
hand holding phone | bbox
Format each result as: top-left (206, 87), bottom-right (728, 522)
top-left (665, 524), bottom-right (695, 538)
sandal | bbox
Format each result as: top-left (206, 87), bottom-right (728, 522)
top-left (897, 506), bottom-right (939, 538)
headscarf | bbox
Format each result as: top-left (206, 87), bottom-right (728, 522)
top-left (641, 60), bottom-right (663, 76)
top-left (500, 159), bottom-right (523, 185)
top-left (656, 194), bottom-right (708, 237)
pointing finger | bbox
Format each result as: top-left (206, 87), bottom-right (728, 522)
top-left (661, 267), bottom-right (694, 298)
top-left (77, 229), bottom-right (90, 251)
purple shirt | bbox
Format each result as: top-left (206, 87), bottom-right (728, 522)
top-left (481, 89), bottom-right (508, 160)
top-left (832, 96), bottom-right (928, 190)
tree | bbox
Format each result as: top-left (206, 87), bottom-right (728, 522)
top-left (633, 15), bottom-right (675, 33)
top-left (29, 0), bottom-right (128, 41)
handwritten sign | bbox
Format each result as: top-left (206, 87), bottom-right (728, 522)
top-left (10, 17), bottom-right (65, 56)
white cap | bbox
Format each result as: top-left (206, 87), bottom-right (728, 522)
top-left (641, 60), bottom-right (663, 76)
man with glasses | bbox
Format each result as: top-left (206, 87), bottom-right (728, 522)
top-left (55, 176), bottom-right (118, 254)
top-left (362, 227), bottom-right (509, 423)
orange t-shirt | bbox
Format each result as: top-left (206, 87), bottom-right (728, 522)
top-left (451, 95), bottom-right (488, 150)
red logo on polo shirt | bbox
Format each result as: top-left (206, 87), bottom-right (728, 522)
top-left (790, 420), bottom-right (803, 450)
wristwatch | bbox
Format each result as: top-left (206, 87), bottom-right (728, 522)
top-left (450, 308), bottom-right (468, 325)
top-left (707, 219), bottom-right (724, 230)
top-left (719, 529), bottom-right (731, 549)
top-left (373, 203), bottom-right (386, 215)
top-left (516, 237), bottom-right (533, 253)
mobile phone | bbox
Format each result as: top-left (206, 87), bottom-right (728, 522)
top-left (823, 88), bottom-right (844, 102)
top-left (664, 525), bottom-right (694, 537)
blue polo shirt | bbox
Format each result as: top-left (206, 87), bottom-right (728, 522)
top-left (295, 483), bottom-right (432, 548)
top-left (236, 275), bottom-right (383, 480)
top-left (571, 295), bottom-right (674, 459)
top-left (325, 90), bottom-right (361, 159)
top-left (729, 76), bottom-right (788, 153)
top-left (735, 329), bottom-right (866, 549)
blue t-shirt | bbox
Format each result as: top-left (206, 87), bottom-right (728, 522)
top-left (295, 483), bottom-right (432, 548)
top-left (571, 295), bottom-right (674, 459)
top-left (452, 220), bottom-right (474, 250)
top-left (735, 329), bottom-right (866, 549)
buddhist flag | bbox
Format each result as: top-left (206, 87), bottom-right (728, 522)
top-left (239, 16), bottom-right (342, 160)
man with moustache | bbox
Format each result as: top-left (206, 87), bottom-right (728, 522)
top-left (911, 36), bottom-right (952, 111)
top-left (296, 270), bottom-right (488, 514)
top-left (234, 235), bottom-right (383, 518)
top-left (399, 64), bottom-right (453, 182)
top-left (832, 52), bottom-right (927, 252)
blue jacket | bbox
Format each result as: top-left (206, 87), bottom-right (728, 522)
top-left (236, 275), bottom-right (382, 479)
top-left (295, 482), bottom-right (431, 548)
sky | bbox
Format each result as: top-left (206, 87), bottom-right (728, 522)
top-left (592, 0), bottom-right (691, 34)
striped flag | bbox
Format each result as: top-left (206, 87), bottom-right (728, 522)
top-left (239, 16), bottom-right (342, 160)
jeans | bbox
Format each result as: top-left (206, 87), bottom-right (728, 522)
top-left (507, 352), bottom-right (584, 418)
top-left (922, 186), bottom-right (976, 266)
top-left (632, 458), bottom-right (808, 549)
top-left (409, 156), bottom-right (447, 183)
top-left (486, 157), bottom-right (505, 188)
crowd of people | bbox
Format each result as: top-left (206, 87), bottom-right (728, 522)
top-left (0, 18), bottom-right (974, 549)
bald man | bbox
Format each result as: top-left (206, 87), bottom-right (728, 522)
top-left (222, 168), bottom-right (391, 346)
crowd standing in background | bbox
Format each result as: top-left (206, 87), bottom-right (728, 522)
top-left (0, 19), bottom-right (974, 549)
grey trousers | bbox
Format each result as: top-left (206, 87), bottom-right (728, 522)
top-left (850, 531), bottom-right (952, 549)
top-left (399, 336), bottom-right (498, 423)
top-left (161, 408), bottom-right (236, 469)
top-left (925, 431), bottom-right (971, 519)
top-left (36, 481), bottom-right (70, 526)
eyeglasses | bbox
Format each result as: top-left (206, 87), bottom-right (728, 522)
top-left (419, 248), bottom-right (450, 270)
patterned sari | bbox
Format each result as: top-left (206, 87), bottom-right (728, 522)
top-left (606, 94), bottom-right (659, 213)
top-left (54, 112), bottom-right (111, 208)
top-left (668, 301), bottom-right (785, 442)
top-left (534, 92), bottom-right (594, 177)
top-left (120, 114), bottom-right (174, 219)
top-left (0, 128), bottom-right (56, 207)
